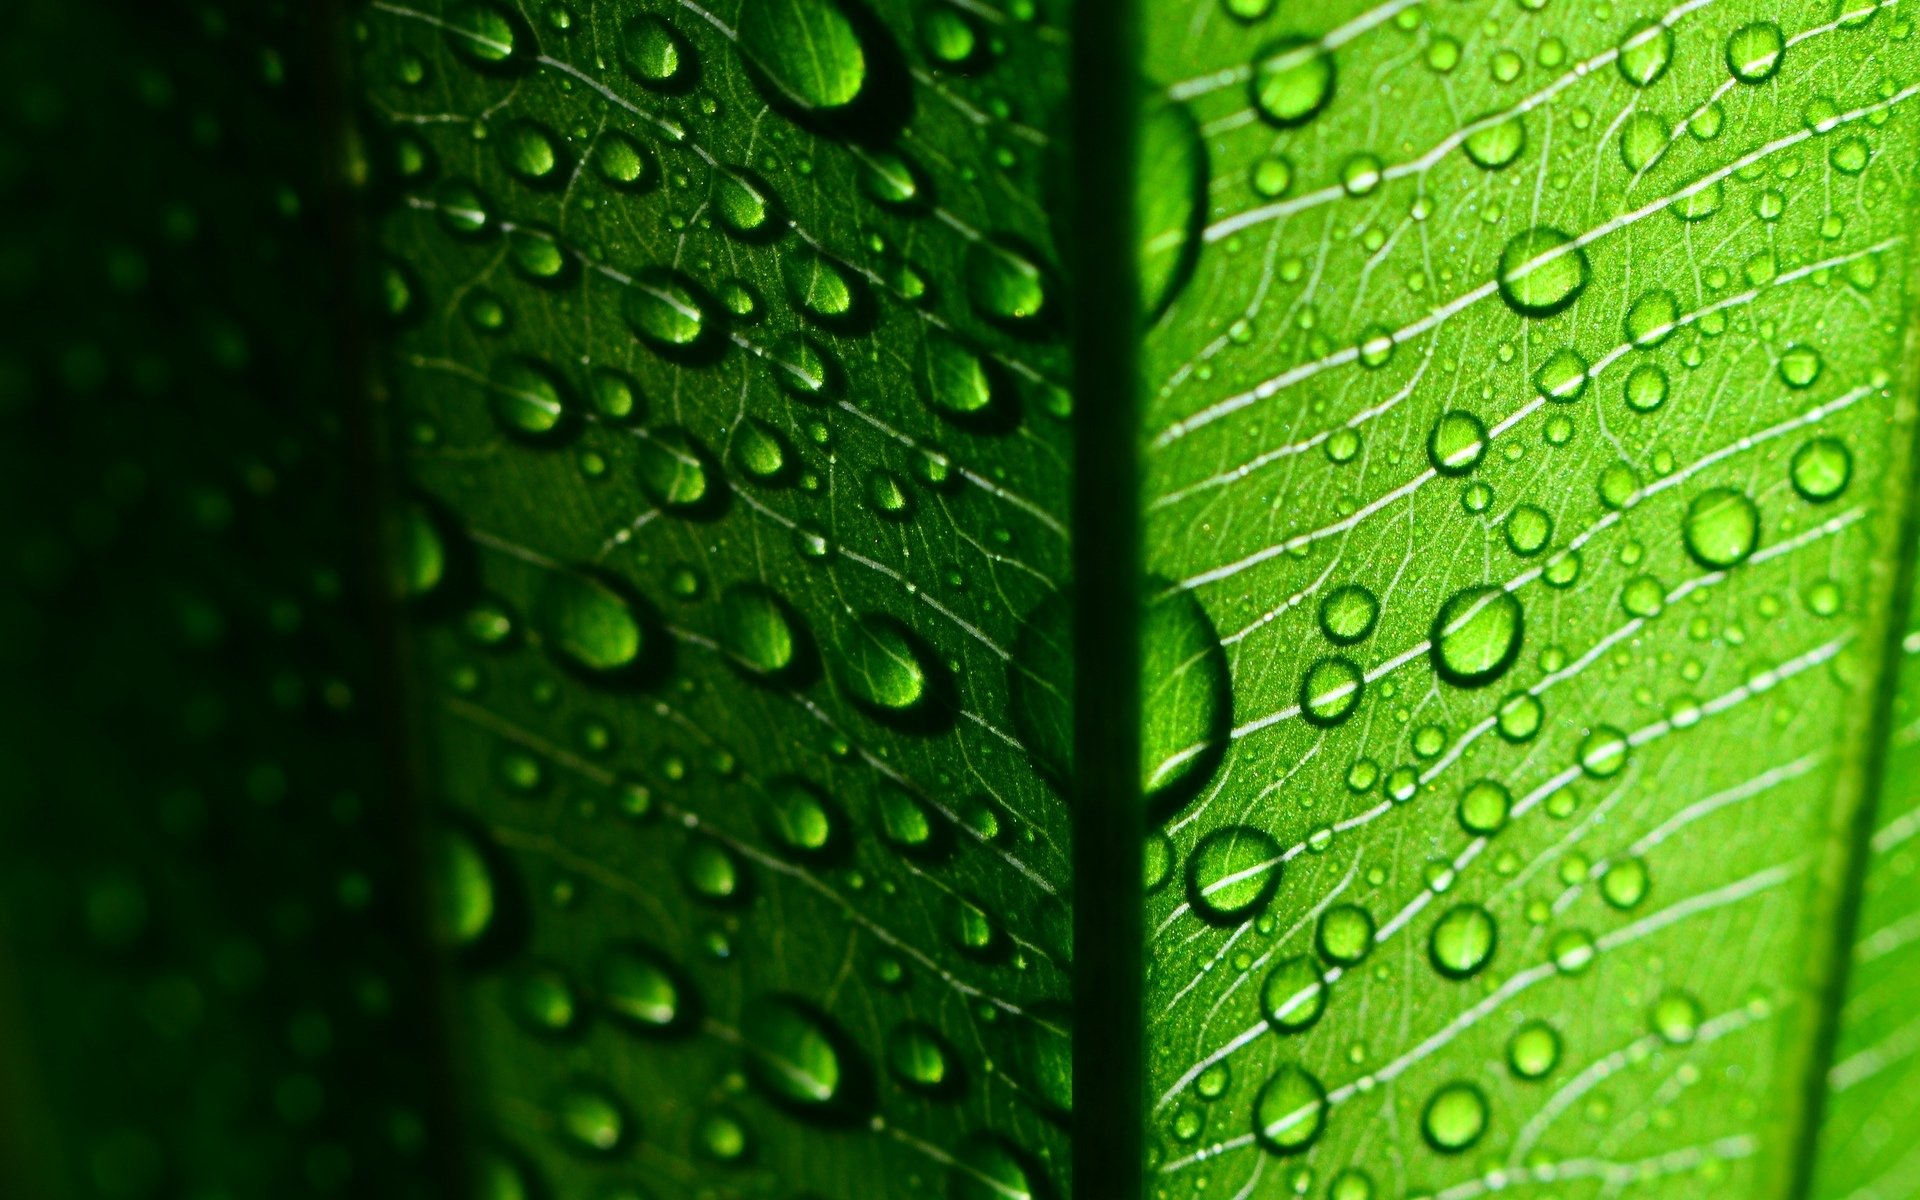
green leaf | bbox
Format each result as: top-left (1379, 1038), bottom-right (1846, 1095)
top-left (8, 0), bottom-right (1920, 1198)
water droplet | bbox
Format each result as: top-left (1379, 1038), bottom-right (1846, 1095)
top-left (731, 418), bottom-right (790, 483)
top-left (1508, 1021), bottom-right (1560, 1078)
top-left (682, 837), bottom-right (742, 902)
top-left (512, 963), bottom-right (578, 1034)
top-left (1624, 363), bottom-right (1669, 412)
top-left (886, 1023), bottom-right (951, 1090)
top-left (922, 333), bottom-right (994, 417)
top-left (1422, 1082), bottom-right (1487, 1153)
top-left (720, 585), bottom-right (799, 677)
top-left (695, 1109), bottom-right (749, 1162)
top-left (715, 168), bottom-right (778, 236)
top-left (635, 428), bottom-right (716, 511)
top-left (1601, 857), bottom-right (1649, 908)
top-left (1253, 1065), bottom-right (1327, 1154)
top-left (1550, 928), bottom-right (1596, 972)
top-left (782, 251), bottom-right (860, 323)
top-left (1428, 410), bottom-right (1488, 475)
top-left (624, 269), bottom-right (713, 353)
top-left (1141, 100), bottom-right (1206, 316)
top-left (1251, 38), bottom-right (1335, 127)
top-left (1429, 904), bottom-right (1497, 978)
top-left (1651, 990), bottom-right (1702, 1043)
top-left (1683, 487), bottom-right (1760, 568)
top-left (1727, 21), bottom-right (1785, 83)
top-left (1317, 904), bottom-right (1374, 965)
top-left (433, 827), bottom-right (495, 948)
top-left (1505, 505), bottom-right (1552, 557)
top-left (877, 786), bottom-right (936, 853)
top-left (594, 132), bottom-right (654, 190)
top-left (620, 15), bottom-right (690, 87)
top-left (1577, 726), bottom-right (1629, 778)
top-left (445, 3), bottom-right (523, 69)
top-left (1498, 227), bottom-right (1588, 316)
top-left (1779, 344), bottom-right (1823, 389)
top-left (951, 1137), bottom-right (1037, 1200)
top-left (1319, 584), bottom-right (1379, 644)
top-left (1617, 20), bottom-right (1674, 87)
top-left (1141, 589), bottom-right (1230, 804)
top-left (742, 998), bottom-right (846, 1108)
top-left (1463, 114), bottom-right (1526, 169)
top-left (739, 0), bottom-right (869, 111)
top-left (392, 501), bottom-right (447, 600)
top-left (966, 238), bottom-right (1047, 322)
top-left (1497, 693), bottom-right (1544, 741)
top-left (599, 944), bottom-right (684, 1031)
top-left (1534, 347), bottom-right (1589, 403)
top-left (861, 149), bottom-right (924, 207)
top-left (1457, 779), bottom-right (1511, 835)
top-left (761, 776), bottom-right (835, 855)
top-left (537, 571), bottom-right (642, 674)
top-left (1620, 111), bottom-right (1668, 171)
top-left (552, 1083), bottom-right (628, 1155)
top-left (1432, 586), bottom-right (1524, 688)
top-left (491, 357), bottom-right (570, 439)
top-left (1791, 438), bottom-right (1852, 502)
top-left (840, 614), bottom-right (941, 717)
top-left (1301, 657), bottom-right (1364, 726)
top-left (1188, 825), bottom-right (1283, 924)
top-left (1262, 956), bottom-right (1328, 1032)
top-left (1620, 292), bottom-right (1677, 352)
top-left (498, 118), bottom-right (561, 183)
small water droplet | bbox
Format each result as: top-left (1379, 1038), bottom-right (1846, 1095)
top-left (1432, 586), bottom-right (1524, 688)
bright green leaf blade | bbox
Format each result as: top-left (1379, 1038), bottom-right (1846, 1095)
top-left (1140, 2), bottom-right (1920, 1198)
top-left (361, 0), bottom-right (1076, 1194)
top-left (1813, 556), bottom-right (1920, 1200)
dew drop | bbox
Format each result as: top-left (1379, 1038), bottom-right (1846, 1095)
top-left (739, 0), bottom-right (869, 112)
top-left (1457, 779), bottom-right (1511, 835)
top-left (1504, 505), bottom-right (1552, 557)
top-left (1253, 1065), bottom-right (1327, 1154)
top-left (537, 571), bottom-right (642, 674)
top-left (1727, 21), bottom-right (1785, 83)
top-left (951, 1136), bottom-right (1037, 1200)
top-left (1463, 114), bottom-right (1526, 169)
top-left (1316, 904), bottom-right (1374, 965)
top-left (1141, 100), bottom-right (1206, 316)
top-left (1791, 438), bottom-right (1852, 502)
top-left (720, 584), bottom-right (798, 677)
top-left (1624, 289), bottom-right (1680, 348)
top-left (1432, 586), bottom-right (1524, 688)
top-left (432, 827), bottom-right (495, 948)
top-left (1251, 38), bottom-right (1335, 127)
top-left (886, 1023), bottom-right (951, 1090)
top-left (555, 1081), bottom-right (627, 1152)
top-left (1682, 487), bottom-right (1760, 568)
top-left (1624, 363), bottom-right (1668, 412)
top-left (1188, 825), bottom-right (1283, 924)
top-left (922, 333), bottom-right (994, 418)
top-left (1508, 1021), bottom-right (1560, 1078)
top-left (1534, 347), bottom-right (1589, 403)
top-left (1428, 410), bottom-right (1488, 475)
top-left (966, 238), bottom-right (1047, 322)
top-left (1300, 657), bottom-right (1364, 727)
top-left (1318, 584), bottom-right (1379, 644)
top-left (1498, 227), bottom-right (1588, 316)
top-left (620, 15), bottom-right (690, 87)
top-left (490, 356), bottom-right (570, 439)
top-left (1429, 904), bottom-right (1497, 978)
top-left (1617, 20), bottom-right (1674, 87)
top-left (742, 998), bottom-right (845, 1108)
top-left (1652, 990), bottom-right (1702, 1043)
top-left (1261, 956), bottom-right (1328, 1033)
top-left (1422, 1082), bottom-right (1487, 1153)
top-left (838, 614), bottom-right (931, 712)
top-left (624, 269), bottom-right (713, 353)
top-left (635, 428), bottom-right (715, 511)
top-left (1778, 343), bottom-right (1823, 389)
top-left (1601, 856), bottom-right (1649, 909)
top-left (598, 944), bottom-right (684, 1031)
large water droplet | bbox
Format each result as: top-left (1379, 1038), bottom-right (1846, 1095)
top-left (1318, 583), bottom-right (1379, 644)
top-left (1463, 113), bottom-right (1526, 170)
top-left (620, 15), bottom-right (691, 87)
top-left (555, 1081), bottom-right (627, 1152)
top-left (599, 944), bottom-right (686, 1032)
top-left (1792, 438), bottom-right (1851, 502)
top-left (1141, 588), bottom-right (1230, 805)
top-left (1682, 487), bottom-right (1760, 568)
top-left (742, 998), bottom-right (846, 1108)
top-left (1498, 227), bottom-right (1588, 317)
top-left (922, 333), bottom-right (994, 418)
top-left (1726, 21), bottom-right (1784, 82)
top-left (1140, 100), bottom-right (1206, 316)
top-left (536, 570), bottom-right (643, 674)
top-left (721, 584), bottom-right (799, 677)
top-left (886, 1023), bottom-right (951, 1091)
top-left (1300, 656), bottom-right (1364, 726)
top-left (1617, 20), bottom-right (1674, 87)
top-left (1261, 956), bottom-right (1327, 1033)
top-left (1250, 38), bottom-right (1335, 127)
top-left (739, 0), bottom-right (869, 111)
top-left (761, 777), bottom-right (835, 855)
top-left (1457, 779), bottom-right (1511, 835)
top-left (491, 357), bottom-right (570, 439)
top-left (1188, 825), bottom-right (1283, 924)
top-left (1317, 904), bottom-right (1374, 965)
top-left (1429, 904), bottom-right (1497, 978)
top-left (1431, 586), bottom-right (1523, 688)
top-left (445, 2), bottom-right (524, 69)
top-left (966, 238), bottom-right (1047, 322)
top-left (1253, 1065), bottom-right (1326, 1154)
top-left (1428, 410), bottom-right (1488, 475)
top-left (1421, 1082), bottom-right (1488, 1153)
top-left (624, 269), bottom-right (714, 354)
top-left (393, 500), bottom-right (446, 600)
top-left (838, 614), bottom-right (933, 713)
top-left (635, 428), bottom-right (716, 512)
top-left (432, 826), bottom-right (495, 948)
top-left (951, 1137), bottom-right (1037, 1200)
